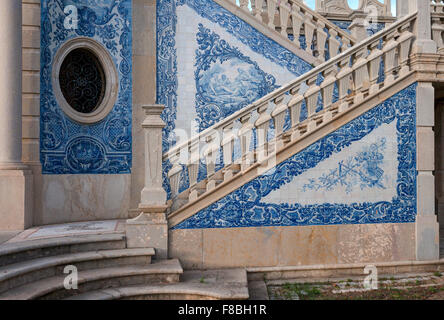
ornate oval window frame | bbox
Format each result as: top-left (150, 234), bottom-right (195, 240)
top-left (52, 37), bottom-right (118, 124)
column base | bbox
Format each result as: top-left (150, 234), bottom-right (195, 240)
top-left (416, 215), bottom-right (440, 261)
top-left (0, 168), bottom-right (33, 231)
top-left (125, 205), bottom-right (169, 259)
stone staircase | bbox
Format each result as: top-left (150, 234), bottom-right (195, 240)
top-left (165, 11), bottom-right (418, 227)
top-left (0, 228), bottom-right (248, 300)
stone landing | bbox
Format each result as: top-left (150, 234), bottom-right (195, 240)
top-left (5, 220), bottom-right (126, 243)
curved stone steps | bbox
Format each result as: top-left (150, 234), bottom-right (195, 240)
top-left (0, 233), bottom-right (126, 267)
top-left (65, 283), bottom-right (248, 300)
top-left (0, 259), bottom-right (183, 300)
top-left (0, 248), bottom-right (155, 294)
top-left (66, 268), bottom-right (249, 300)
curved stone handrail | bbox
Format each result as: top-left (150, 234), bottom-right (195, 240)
top-left (164, 11), bottom-right (417, 204)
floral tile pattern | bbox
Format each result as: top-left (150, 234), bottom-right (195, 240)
top-left (40, 0), bottom-right (132, 174)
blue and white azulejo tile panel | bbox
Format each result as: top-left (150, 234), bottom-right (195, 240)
top-left (174, 83), bottom-right (418, 229)
top-left (157, 0), bottom-right (313, 196)
top-left (40, 0), bottom-right (132, 174)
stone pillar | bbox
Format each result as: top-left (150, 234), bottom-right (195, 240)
top-left (410, 0), bottom-right (441, 261)
top-left (416, 82), bottom-right (440, 261)
top-left (126, 105), bottom-right (169, 259)
top-left (410, 0), bottom-right (437, 54)
top-left (0, 0), bottom-right (33, 231)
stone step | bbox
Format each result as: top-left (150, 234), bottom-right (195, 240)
top-left (0, 259), bottom-right (183, 300)
top-left (0, 248), bottom-right (155, 294)
top-left (66, 268), bottom-right (249, 300)
top-left (0, 233), bottom-right (126, 267)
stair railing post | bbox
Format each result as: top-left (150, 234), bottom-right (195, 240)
top-left (126, 104), bottom-right (169, 259)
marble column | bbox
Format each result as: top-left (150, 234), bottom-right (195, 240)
top-left (0, 0), bottom-right (24, 168)
top-left (0, 0), bottom-right (33, 230)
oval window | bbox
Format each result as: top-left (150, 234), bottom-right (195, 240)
top-left (59, 48), bottom-right (106, 114)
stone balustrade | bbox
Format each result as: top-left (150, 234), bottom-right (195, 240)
top-left (164, 12), bottom-right (417, 203)
top-left (431, 0), bottom-right (444, 52)
top-left (228, 0), bottom-right (356, 62)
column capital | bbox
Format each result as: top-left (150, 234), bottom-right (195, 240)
top-left (142, 104), bottom-right (166, 128)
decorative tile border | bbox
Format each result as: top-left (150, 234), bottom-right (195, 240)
top-left (174, 83), bottom-right (418, 229)
top-left (40, 0), bottom-right (132, 174)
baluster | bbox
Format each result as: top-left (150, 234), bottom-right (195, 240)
top-left (304, 75), bottom-right (320, 118)
top-left (168, 150), bottom-right (182, 198)
top-left (316, 21), bottom-right (328, 62)
top-left (239, 0), bottom-right (249, 11)
top-left (291, 4), bottom-right (303, 48)
top-left (204, 133), bottom-right (219, 192)
top-left (287, 84), bottom-right (303, 140)
top-left (279, 0), bottom-right (291, 38)
top-left (254, 0), bottom-right (264, 20)
top-left (336, 56), bottom-right (353, 112)
top-left (320, 66), bottom-right (337, 122)
top-left (255, 102), bottom-right (271, 163)
top-left (328, 29), bottom-right (341, 59)
top-left (352, 48), bottom-right (370, 104)
top-left (270, 94), bottom-right (288, 150)
top-left (222, 122), bottom-right (236, 181)
top-left (340, 37), bottom-right (351, 53)
top-left (267, 0), bottom-right (278, 30)
top-left (187, 140), bottom-right (200, 202)
top-left (367, 41), bottom-right (383, 95)
top-left (398, 23), bottom-right (414, 76)
top-left (238, 114), bottom-right (254, 171)
top-left (432, 17), bottom-right (444, 51)
top-left (304, 13), bottom-right (316, 55)
top-left (382, 31), bottom-right (398, 86)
